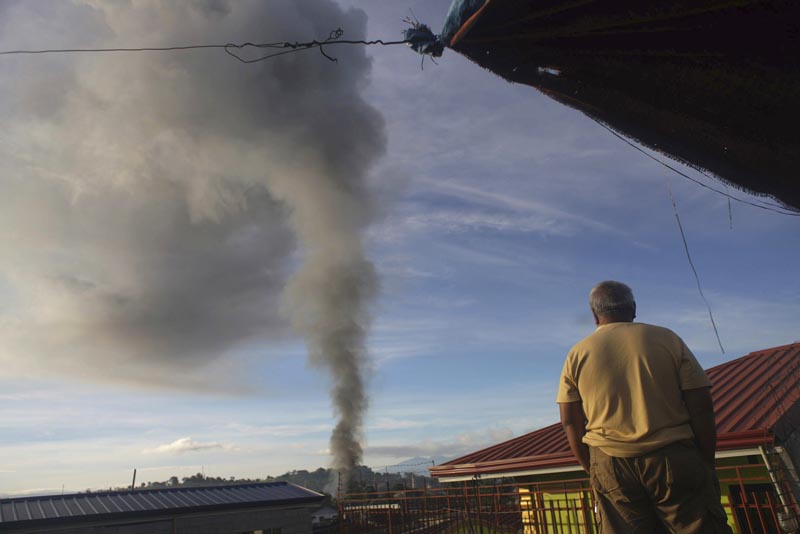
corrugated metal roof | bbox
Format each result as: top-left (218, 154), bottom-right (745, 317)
top-left (431, 342), bottom-right (800, 479)
top-left (0, 482), bottom-right (323, 529)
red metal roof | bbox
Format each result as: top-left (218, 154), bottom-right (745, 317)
top-left (430, 342), bottom-right (800, 480)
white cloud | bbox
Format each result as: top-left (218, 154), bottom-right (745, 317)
top-left (365, 426), bottom-right (516, 461)
top-left (223, 423), bottom-right (330, 438)
top-left (142, 437), bottom-right (230, 455)
top-left (367, 418), bottom-right (421, 431)
top-left (400, 209), bottom-right (577, 237)
top-left (370, 178), bottom-right (624, 247)
top-left (644, 289), bottom-right (800, 360)
top-left (419, 179), bottom-right (617, 232)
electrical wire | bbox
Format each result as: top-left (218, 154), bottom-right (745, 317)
top-left (727, 191), bottom-right (733, 230)
top-left (0, 28), bottom-right (411, 64)
top-left (667, 179), bottom-right (725, 354)
top-left (224, 31), bottom-right (410, 64)
top-left (0, 44), bottom-right (231, 55)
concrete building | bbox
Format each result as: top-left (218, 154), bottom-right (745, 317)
top-left (0, 482), bottom-right (324, 534)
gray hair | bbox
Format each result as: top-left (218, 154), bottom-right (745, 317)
top-left (589, 281), bottom-right (635, 317)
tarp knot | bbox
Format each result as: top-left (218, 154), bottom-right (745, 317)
top-left (403, 24), bottom-right (444, 57)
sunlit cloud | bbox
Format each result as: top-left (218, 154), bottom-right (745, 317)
top-left (223, 423), bottom-right (331, 438)
top-left (417, 178), bottom-right (622, 235)
top-left (142, 437), bottom-right (231, 455)
top-left (366, 426), bottom-right (515, 460)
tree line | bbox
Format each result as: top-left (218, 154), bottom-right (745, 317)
top-left (92, 465), bottom-right (439, 501)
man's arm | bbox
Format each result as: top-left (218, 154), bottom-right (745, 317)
top-left (559, 401), bottom-right (590, 472)
top-left (683, 386), bottom-right (717, 465)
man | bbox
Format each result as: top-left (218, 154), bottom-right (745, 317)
top-left (557, 281), bottom-right (731, 533)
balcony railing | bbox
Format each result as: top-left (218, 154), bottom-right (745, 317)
top-left (337, 461), bottom-right (799, 533)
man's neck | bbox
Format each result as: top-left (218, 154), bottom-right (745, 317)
top-left (596, 316), bottom-right (633, 326)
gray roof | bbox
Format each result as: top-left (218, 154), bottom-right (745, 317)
top-left (0, 482), bottom-right (323, 530)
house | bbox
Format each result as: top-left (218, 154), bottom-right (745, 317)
top-left (430, 342), bottom-right (800, 533)
top-left (0, 482), bottom-right (324, 534)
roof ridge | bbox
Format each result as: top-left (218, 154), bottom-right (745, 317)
top-left (0, 481), bottom-right (294, 503)
top-left (705, 341), bottom-right (800, 374)
top-left (435, 343), bottom-right (800, 475)
top-left (439, 422), bottom-right (563, 466)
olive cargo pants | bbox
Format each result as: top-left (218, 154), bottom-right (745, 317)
top-left (589, 440), bottom-right (732, 533)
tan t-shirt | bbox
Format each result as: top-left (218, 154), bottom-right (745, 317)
top-left (556, 322), bottom-right (711, 457)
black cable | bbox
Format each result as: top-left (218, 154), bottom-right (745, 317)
top-left (727, 194), bottom-right (733, 230)
top-left (667, 180), bottom-right (725, 354)
top-left (592, 119), bottom-right (800, 217)
top-left (224, 37), bottom-right (411, 64)
top-left (0, 29), bottom-right (411, 65)
top-left (0, 44), bottom-right (237, 55)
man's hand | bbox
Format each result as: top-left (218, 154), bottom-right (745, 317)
top-left (683, 386), bottom-right (717, 465)
top-left (560, 401), bottom-right (590, 472)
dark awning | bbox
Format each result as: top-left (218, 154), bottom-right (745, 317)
top-left (436, 0), bottom-right (800, 210)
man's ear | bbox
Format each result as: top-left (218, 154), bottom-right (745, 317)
top-left (592, 310), bottom-right (600, 325)
top-left (632, 301), bottom-right (637, 320)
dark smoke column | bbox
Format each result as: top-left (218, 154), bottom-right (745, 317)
top-left (272, 163), bottom-right (379, 484)
top-left (285, 250), bottom-right (376, 484)
top-left (261, 3), bottom-right (385, 486)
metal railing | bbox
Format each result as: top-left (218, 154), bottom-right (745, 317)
top-left (337, 461), bottom-right (800, 533)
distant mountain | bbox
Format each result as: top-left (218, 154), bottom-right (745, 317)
top-left (380, 456), bottom-right (452, 474)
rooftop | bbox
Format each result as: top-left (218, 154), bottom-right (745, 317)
top-left (430, 342), bottom-right (800, 480)
top-left (0, 482), bottom-right (323, 530)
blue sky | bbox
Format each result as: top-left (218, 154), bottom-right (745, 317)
top-left (0, 0), bottom-right (798, 496)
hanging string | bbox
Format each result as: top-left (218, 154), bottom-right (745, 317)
top-left (0, 28), bottom-right (411, 64)
top-left (667, 179), bottom-right (725, 354)
top-left (726, 187), bottom-right (733, 230)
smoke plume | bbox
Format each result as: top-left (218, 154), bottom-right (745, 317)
top-left (0, 0), bottom-right (382, 477)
